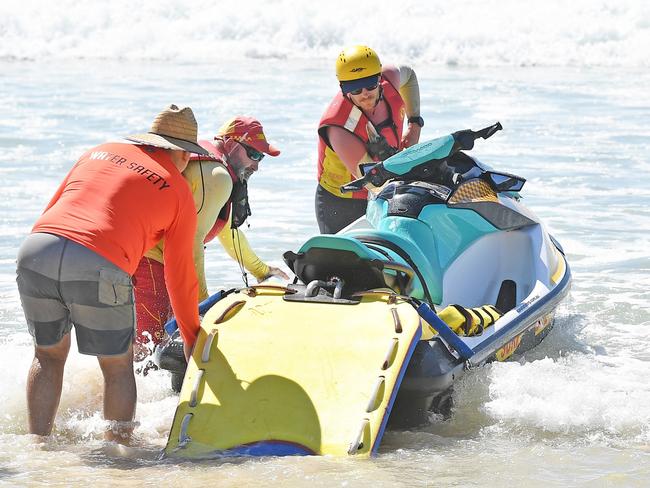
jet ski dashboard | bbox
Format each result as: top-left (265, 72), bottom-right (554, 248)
top-left (377, 181), bottom-right (451, 218)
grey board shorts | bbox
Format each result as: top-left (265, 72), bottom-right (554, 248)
top-left (16, 232), bottom-right (135, 356)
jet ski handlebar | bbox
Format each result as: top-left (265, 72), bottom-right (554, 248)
top-left (341, 122), bottom-right (502, 193)
top-left (340, 163), bottom-right (395, 193)
top-left (451, 121), bottom-right (502, 151)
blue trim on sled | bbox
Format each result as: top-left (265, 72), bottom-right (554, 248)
top-left (218, 440), bottom-right (315, 457)
top-left (164, 290), bottom-right (226, 336)
top-left (371, 323), bottom-right (422, 455)
top-left (415, 302), bottom-right (475, 360)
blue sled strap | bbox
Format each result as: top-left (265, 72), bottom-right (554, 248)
top-left (410, 299), bottom-right (474, 360)
top-left (164, 289), bottom-right (235, 337)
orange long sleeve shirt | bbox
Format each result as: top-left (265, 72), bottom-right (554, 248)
top-left (33, 142), bottom-right (201, 346)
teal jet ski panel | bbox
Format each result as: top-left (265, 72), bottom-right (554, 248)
top-left (416, 204), bottom-right (499, 271)
top-left (298, 235), bottom-right (379, 260)
top-left (366, 196), bottom-right (388, 226)
top-left (381, 135), bottom-right (455, 176)
top-left (346, 226), bottom-right (440, 304)
top-left (357, 200), bottom-right (499, 304)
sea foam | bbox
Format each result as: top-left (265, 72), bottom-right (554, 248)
top-left (1, 0), bottom-right (648, 67)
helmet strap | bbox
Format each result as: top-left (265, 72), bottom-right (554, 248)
top-left (374, 85), bottom-right (384, 108)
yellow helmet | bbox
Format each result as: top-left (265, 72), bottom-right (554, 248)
top-left (336, 45), bottom-right (382, 82)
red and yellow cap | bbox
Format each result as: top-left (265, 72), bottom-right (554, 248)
top-left (216, 116), bottom-right (280, 156)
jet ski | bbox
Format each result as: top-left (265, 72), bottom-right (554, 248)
top-left (156, 123), bottom-right (571, 458)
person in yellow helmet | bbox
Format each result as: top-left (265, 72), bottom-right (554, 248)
top-left (316, 45), bottom-right (423, 233)
top-left (133, 116), bottom-right (289, 360)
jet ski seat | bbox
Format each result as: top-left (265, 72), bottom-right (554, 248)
top-left (283, 235), bottom-right (416, 299)
top-left (284, 230), bottom-right (442, 305)
top-left (346, 229), bottom-right (442, 305)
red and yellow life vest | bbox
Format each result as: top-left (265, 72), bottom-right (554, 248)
top-left (317, 77), bottom-right (406, 199)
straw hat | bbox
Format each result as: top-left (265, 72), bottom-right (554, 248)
top-left (126, 104), bottom-right (209, 155)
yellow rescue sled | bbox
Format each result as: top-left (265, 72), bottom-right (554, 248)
top-left (164, 286), bottom-right (422, 458)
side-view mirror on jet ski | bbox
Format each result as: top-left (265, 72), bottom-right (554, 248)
top-left (341, 121), bottom-right (505, 194)
top-left (486, 171), bottom-right (526, 192)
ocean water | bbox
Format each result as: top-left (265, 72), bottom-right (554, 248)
top-left (1, 1), bottom-right (650, 486)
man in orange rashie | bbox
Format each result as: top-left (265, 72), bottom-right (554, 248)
top-left (16, 104), bottom-right (206, 443)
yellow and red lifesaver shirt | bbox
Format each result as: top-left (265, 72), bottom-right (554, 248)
top-left (33, 142), bottom-right (201, 346)
top-left (198, 147), bottom-right (236, 242)
top-left (146, 140), bottom-right (233, 302)
top-left (145, 140), bottom-right (270, 301)
top-left (317, 76), bottom-right (406, 199)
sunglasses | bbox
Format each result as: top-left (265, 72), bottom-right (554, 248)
top-left (349, 82), bottom-right (379, 96)
top-left (236, 141), bottom-right (264, 162)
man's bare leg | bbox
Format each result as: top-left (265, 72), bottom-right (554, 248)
top-left (98, 344), bottom-right (136, 444)
top-left (27, 334), bottom-right (71, 436)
